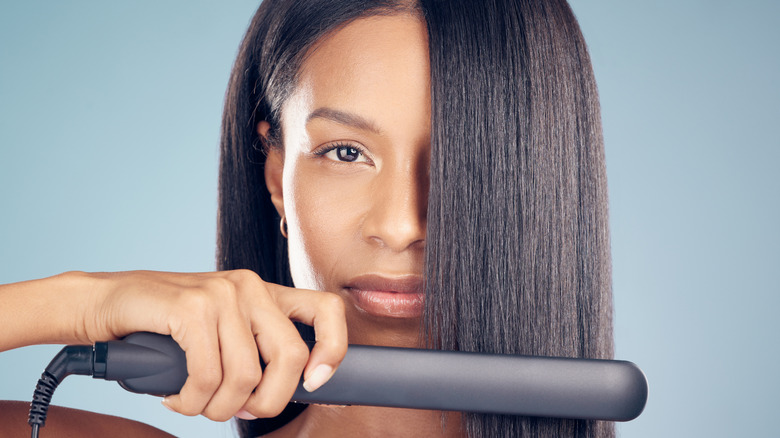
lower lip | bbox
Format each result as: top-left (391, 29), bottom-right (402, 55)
top-left (347, 289), bottom-right (424, 318)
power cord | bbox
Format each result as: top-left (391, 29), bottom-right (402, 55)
top-left (28, 345), bottom-right (94, 438)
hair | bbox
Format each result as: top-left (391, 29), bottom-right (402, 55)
top-left (217, 0), bottom-right (613, 437)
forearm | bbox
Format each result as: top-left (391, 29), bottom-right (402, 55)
top-left (0, 271), bottom-right (99, 352)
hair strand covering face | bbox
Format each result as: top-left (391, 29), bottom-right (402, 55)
top-left (218, 0), bottom-right (613, 436)
top-left (422, 0), bottom-right (613, 436)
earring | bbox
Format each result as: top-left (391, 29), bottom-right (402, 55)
top-left (280, 215), bottom-right (288, 239)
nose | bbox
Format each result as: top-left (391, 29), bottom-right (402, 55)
top-left (362, 157), bottom-right (428, 252)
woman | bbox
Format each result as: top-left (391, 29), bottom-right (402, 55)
top-left (0, 0), bottom-right (613, 436)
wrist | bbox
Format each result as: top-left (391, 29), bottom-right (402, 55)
top-left (42, 271), bottom-right (100, 345)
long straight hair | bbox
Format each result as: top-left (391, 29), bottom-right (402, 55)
top-left (422, 0), bottom-right (613, 436)
top-left (218, 1), bottom-right (613, 436)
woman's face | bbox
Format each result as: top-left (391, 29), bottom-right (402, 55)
top-left (263, 14), bottom-right (431, 346)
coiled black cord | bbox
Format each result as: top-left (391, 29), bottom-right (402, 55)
top-left (27, 345), bottom-right (94, 438)
top-left (28, 371), bottom-right (58, 438)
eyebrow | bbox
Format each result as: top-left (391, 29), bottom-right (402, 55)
top-left (306, 107), bottom-right (382, 135)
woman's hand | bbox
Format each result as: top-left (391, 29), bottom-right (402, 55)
top-left (0, 269), bottom-right (348, 422)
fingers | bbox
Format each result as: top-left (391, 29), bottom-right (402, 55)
top-left (138, 270), bottom-right (348, 422)
top-left (157, 277), bottom-right (262, 421)
top-left (268, 284), bottom-right (348, 392)
top-left (161, 291), bottom-right (222, 416)
top-left (201, 297), bottom-right (262, 421)
top-left (242, 315), bottom-right (309, 417)
top-left (237, 284), bottom-right (348, 418)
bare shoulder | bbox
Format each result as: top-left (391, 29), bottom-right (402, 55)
top-left (0, 400), bottom-right (176, 438)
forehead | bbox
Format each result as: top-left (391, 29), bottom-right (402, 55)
top-left (289, 14), bottom-right (430, 124)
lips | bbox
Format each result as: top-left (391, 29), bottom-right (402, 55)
top-left (344, 274), bottom-right (424, 318)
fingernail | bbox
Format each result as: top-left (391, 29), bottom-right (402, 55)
top-left (235, 409), bottom-right (258, 420)
top-left (161, 397), bottom-right (175, 412)
top-left (303, 364), bottom-right (334, 392)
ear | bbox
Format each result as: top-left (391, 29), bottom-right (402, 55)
top-left (259, 121), bottom-right (285, 218)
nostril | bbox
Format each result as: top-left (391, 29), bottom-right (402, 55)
top-left (363, 204), bottom-right (426, 252)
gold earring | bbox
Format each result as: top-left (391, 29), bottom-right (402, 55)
top-left (280, 215), bottom-right (288, 239)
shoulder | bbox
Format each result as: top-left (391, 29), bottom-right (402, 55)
top-left (0, 400), bottom-right (175, 437)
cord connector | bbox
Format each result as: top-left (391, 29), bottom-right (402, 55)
top-left (27, 345), bottom-right (94, 437)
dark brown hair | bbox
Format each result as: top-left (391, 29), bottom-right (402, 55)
top-left (218, 0), bottom-right (613, 436)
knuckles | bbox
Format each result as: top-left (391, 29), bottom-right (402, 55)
top-left (225, 269), bottom-right (265, 293)
top-left (245, 396), bottom-right (289, 419)
top-left (191, 364), bottom-right (223, 394)
top-left (175, 271), bottom-right (262, 317)
top-left (200, 276), bottom-right (239, 300)
top-left (177, 404), bottom-right (205, 418)
top-left (285, 339), bottom-right (312, 368)
top-left (319, 292), bottom-right (346, 316)
top-left (203, 408), bottom-right (240, 423)
top-left (230, 362), bottom-right (264, 391)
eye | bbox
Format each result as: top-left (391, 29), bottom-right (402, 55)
top-left (334, 146), bottom-right (362, 162)
top-left (317, 143), bottom-right (370, 164)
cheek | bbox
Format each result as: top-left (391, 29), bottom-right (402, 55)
top-left (284, 162), bottom-right (372, 291)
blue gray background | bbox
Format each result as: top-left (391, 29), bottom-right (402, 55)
top-left (1, 1), bottom-right (778, 437)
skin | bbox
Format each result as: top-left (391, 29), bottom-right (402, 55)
top-left (263, 13), bottom-right (430, 348)
top-left (0, 13), bottom-right (461, 438)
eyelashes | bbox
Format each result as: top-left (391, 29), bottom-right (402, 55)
top-left (313, 142), bottom-right (373, 165)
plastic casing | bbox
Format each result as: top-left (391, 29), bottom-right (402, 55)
top-left (102, 332), bottom-right (187, 396)
top-left (110, 332), bottom-right (647, 421)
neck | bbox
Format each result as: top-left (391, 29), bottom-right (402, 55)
top-left (266, 405), bottom-right (463, 438)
